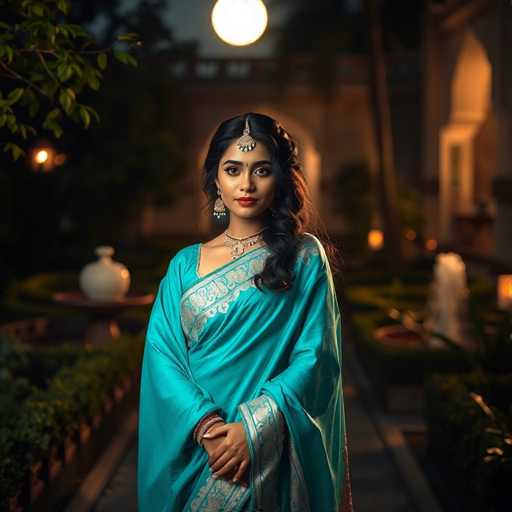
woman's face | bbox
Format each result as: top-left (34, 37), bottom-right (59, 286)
top-left (215, 139), bottom-right (276, 220)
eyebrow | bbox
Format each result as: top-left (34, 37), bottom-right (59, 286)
top-left (222, 159), bottom-right (272, 167)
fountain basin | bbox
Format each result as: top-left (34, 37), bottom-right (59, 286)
top-left (374, 324), bottom-right (435, 349)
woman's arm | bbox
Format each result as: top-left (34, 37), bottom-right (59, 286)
top-left (138, 254), bottom-right (223, 510)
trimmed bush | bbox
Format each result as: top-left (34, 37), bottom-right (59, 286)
top-left (424, 371), bottom-right (512, 512)
top-left (0, 333), bottom-right (144, 508)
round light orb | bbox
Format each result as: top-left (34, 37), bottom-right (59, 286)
top-left (211, 0), bottom-right (268, 47)
top-left (35, 149), bottom-right (49, 164)
top-left (368, 229), bottom-right (384, 251)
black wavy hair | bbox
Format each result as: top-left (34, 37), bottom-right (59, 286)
top-left (201, 112), bottom-right (342, 292)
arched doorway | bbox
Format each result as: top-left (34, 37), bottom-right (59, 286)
top-left (439, 30), bottom-right (491, 242)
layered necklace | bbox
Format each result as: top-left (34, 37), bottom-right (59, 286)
top-left (223, 227), bottom-right (268, 260)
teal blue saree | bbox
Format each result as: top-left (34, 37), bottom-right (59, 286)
top-left (137, 232), bottom-right (347, 511)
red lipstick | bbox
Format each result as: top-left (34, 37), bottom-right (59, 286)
top-left (236, 197), bottom-right (257, 206)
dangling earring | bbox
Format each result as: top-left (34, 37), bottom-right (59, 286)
top-left (213, 189), bottom-right (227, 219)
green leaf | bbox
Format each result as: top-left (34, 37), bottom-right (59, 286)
top-left (70, 63), bottom-right (83, 77)
top-left (87, 74), bottom-right (100, 91)
top-left (57, 64), bottom-right (73, 82)
top-left (79, 106), bottom-right (90, 128)
top-left (97, 52), bottom-right (107, 70)
top-left (87, 107), bottom-right (100, 123)
top-left (46, 108), bottom-right (62, 121)
top-left (7, 88), bottom-right (24, 105)
top-left (57, 0), bottom-right (70, 15)
top-left (44, 120), bottom-right (63, 139)
top-left (117, 33), bottom-right (139, 42)
top-left (3, 45), bottom-right (13, 64)
top-left (32, 5), bottom-right (45, 17)
top-left (3, 143), bottom-right (25, 161)
top-left (114, 51), bottom-right (138, 67)
top-left (59, 89), bottom-right (72, 113)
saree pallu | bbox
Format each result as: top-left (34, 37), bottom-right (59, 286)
top-left (137, 232), bottom-right (347, 511)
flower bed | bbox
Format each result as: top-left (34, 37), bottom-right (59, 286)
top-left (0, 333), bottom-right (144, 511)
top-left (424, 371), bottom-right (512, 512)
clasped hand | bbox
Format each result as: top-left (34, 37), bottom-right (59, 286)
top-left (201, 422), bottom-right (250, 487)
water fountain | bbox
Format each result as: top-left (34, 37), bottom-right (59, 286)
top-left (374, 252), bottom-right (472, 350)
top-left (423, 252), bottom-right (471, 348)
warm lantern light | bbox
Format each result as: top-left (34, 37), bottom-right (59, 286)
top-left (497, 275), bottom-right (512, 310)
top-left (368, 229), bottom-right (384, 251)
top-left (404, 228), bottom-right (416, 241)
top-left (211, 0), bottom-right (268, 47)
top-left (31, 145), bottom-right (56, 172)
top-left (35, 150), bottom-right (48, 164)
top-left (425, 238), bottom-right (438, 251)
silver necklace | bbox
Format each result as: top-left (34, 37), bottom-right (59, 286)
top-left (223, 228), bottom-right (267, 259)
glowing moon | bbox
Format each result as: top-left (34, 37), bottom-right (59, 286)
top-left (211, 0), bottom-right (268, 47)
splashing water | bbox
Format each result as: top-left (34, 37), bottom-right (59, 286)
top-left (423, 252), bottom-right (469, 348)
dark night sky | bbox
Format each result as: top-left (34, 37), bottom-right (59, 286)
top-left (115, 0), bottom-right (361, 57)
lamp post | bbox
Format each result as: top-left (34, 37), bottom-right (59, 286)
top-left (211, 0), bottom-right (268, 46)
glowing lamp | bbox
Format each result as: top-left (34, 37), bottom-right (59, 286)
top-left (211, 0), bottom-right (268, 46)
top-left (368, 229), bottom-right (384, 251)
top-left (35, 150), bottom-right (48, 164)
top-left (497, 275), bottom-right (512, 310)
top-left (425, 238), bottom-right (438, 251)
top-left (404, 229), bottom-right (416, 241)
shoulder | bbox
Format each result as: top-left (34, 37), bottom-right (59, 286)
top-left (298, 232), bottom-right (327, 265)
top-left (164, 242), bottom-right (198, 275)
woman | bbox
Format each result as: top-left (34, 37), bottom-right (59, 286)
top-left (137, 113), bottom-right (353, 511)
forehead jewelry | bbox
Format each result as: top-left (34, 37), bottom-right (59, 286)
top-left (235, 117), bottom-right (256, 152)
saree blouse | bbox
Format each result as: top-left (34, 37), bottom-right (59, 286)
top-left (137, 232), bottom-right (347, 511)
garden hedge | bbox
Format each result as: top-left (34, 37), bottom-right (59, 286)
top-left (424, 371), bottom-right (512, 512)
top-left (0, 333), bottom-right (144, 509)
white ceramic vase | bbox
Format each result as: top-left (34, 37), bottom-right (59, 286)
top-left (79, 246), bottom-right (130, 301)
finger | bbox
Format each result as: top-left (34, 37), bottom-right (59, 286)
top-left (202, 424), bottom-right (229, 439)
top-left (232, 459), bottom-right (249, 483)
top-left (209, 443), bottom-right (231, 466)
top-left (210, 450), bottom-right (235, 472)
top-left (213, 458), bottom-right (239, 478)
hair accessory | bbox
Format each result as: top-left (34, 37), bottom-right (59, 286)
top-left (236, 117), bottom-right (256, 152)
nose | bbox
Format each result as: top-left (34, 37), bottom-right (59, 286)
top-left (239, 168), bottom-right (255, 191)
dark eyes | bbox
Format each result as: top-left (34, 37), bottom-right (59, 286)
top-left (225, 167), bottom-right (271, 176)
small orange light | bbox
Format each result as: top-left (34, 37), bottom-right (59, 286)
top-left (425, 239), bottom-right (437, 251)
top-left (368, 229), bottom-right (384, 250)
top-left (497, 275), bottom-right (512, 310)
top-left (405, 229), bottom-right (416, 241)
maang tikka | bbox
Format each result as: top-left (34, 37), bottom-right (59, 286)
top-left (235, 116), bottom-right (256, 152)
top-left (213, 117), bottom-right (256, 219)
